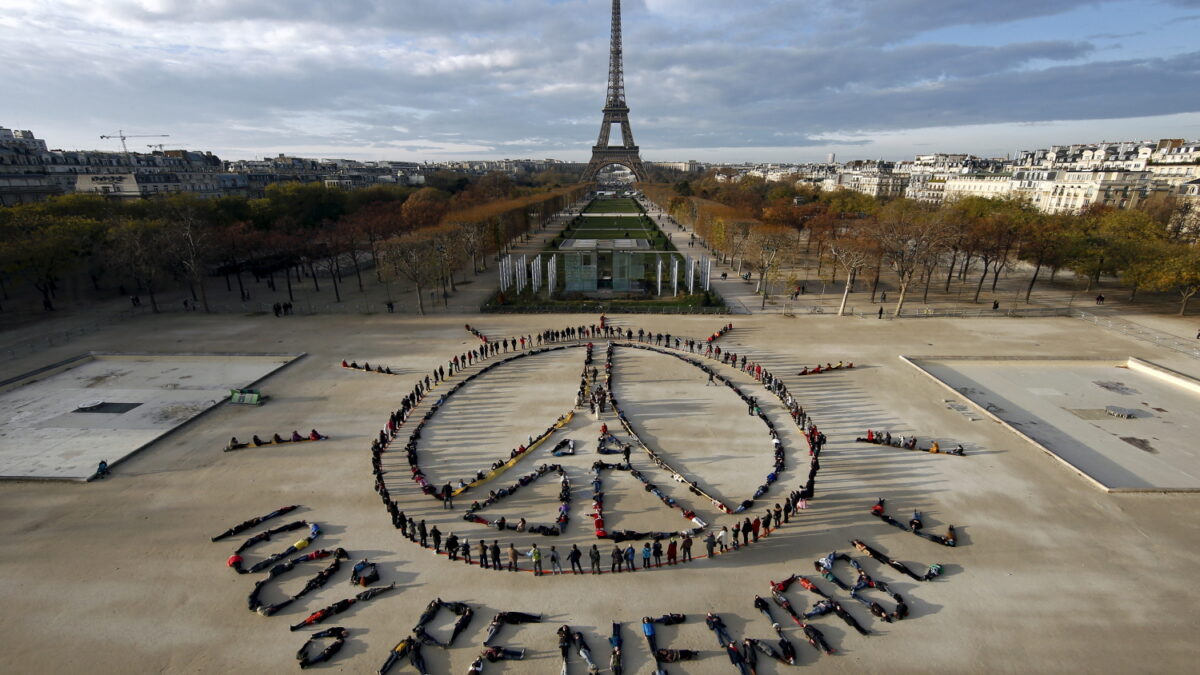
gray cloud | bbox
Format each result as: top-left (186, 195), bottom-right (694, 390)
top-left (1, 0), bottom-right (1197, 160)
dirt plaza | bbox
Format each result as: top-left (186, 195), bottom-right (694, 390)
top-left (1, 311), bottom-right (1198, 674)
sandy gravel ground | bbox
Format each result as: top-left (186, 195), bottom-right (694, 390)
top-left (1, 311), bottom-right (1198, 674)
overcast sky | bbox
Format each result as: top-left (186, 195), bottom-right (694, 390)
top-left (3, 0), bottom-right (1199, 163)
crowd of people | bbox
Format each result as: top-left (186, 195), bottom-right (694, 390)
top-left (363, 317), bottom-right (832, 579)
top-left (224, 430), bottom-right (326, 451)
top-left (224, 521), bottom-right (322, 574)
top-left (247, 547), bottom-right (347, 616)
top-left (340, 360), bottom-right (397, 375)
top-left (797, 361), bottom-right (854, 376)
top-left (871, 498), bottom-right (958, 546)
top-left (461, 464), bottom-right (570, 537)
top-left (858, 429), bottom-right (966, 455)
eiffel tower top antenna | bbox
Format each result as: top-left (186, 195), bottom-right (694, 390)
top-left (583, 0), bottom-right (647, 182)
top-left (606, 0), bottom-right (626, 108)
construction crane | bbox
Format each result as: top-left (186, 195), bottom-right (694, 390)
top-left (146, 143), bottom-right (186, 152)
top-left (99, 130), bottom-right (169, 155)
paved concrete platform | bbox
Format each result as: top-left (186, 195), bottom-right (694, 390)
top-left (0, 353), bottom-right (299, 480)
top-left (910, 356), bottom-right (1200, 491)
top-left (1, 312), bottom-right (1198, 674)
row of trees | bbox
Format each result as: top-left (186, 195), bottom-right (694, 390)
top-left (646, 179), bottom-right (1200, 316)
top-left (0, 174), bottom-right (586, 315)
top-left (376, 186), bottom-right (588, 313)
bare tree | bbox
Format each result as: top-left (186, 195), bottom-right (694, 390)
top-left (828, 235), bottom-right (877, 316)
top-left (380, 231), bottom-right (440, 315)
top-left (869, 199), bottom-right (947, 317)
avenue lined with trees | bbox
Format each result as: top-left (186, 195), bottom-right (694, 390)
top-left (0, 174), bottom-right (586, 316)
top-left (644, 173), bottom-right (1200, 315)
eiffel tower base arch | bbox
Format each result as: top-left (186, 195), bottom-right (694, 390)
top-left (583, 150), bottom-right (647, 183)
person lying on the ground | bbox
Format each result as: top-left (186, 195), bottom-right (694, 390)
top-left (377, 636), bottom-right (415, 675)
top-left (798, 576), bottom-right (829, 598)
top-left (655, 648), bottom-right (698, 662)
top-left (645, 613), bottom-right (686, 625)
top-left (310, 429), bottom-right (326, 440)
top-left (558, 625), bottom-right (572, 660)
top-left (350, 559), bottom-right (379, 586)
top-left (273, 432), bottom-right (285, 443)
top-left (413, 599), bottom-right (442, 629)
top-left (253, 435), bottom-right (265, 446)
top-left (225, 437), bottom-right (248, 452)
top-left (482, 646), bottom-right (526, 662)
top-left (297, 626), bottom-right (349, 669)
top-left (813, 560), bottom-right (852, 590)
top-left (753, 595), bottom-right (775, 623)
top-left (485, 611), bottom-right (542, 644)
top-left (255, 554), bottom-right (345, 616)
top-left (800, 622), bottom-right (835, 655)
top-left (573, 632), bottom-right (599, 673)
top-left (745, 638), bottom-right (786, 664)
top-left (706, 613), bottom-right (734, 648)
top-left (247, 526), bottom-right (320, 573)
top-left (850, 590), bottom-right (893, 623)
top-left (909, 511), bottom-right (923, 532)
top-left (771, 574), bottom-right (800, 592)
top-left (771, 623), bottom-right (798, 664)
top-left (234, 520), bottom-right (309, 554)
top-left (413, 625), bottom-right (446, 648)
top-left (916, 524), bottom-right (957, 547)
top-left (771, 589), bottom-right (803, 624)
top-left (289, 583), bottom-right (395, 631)
top-left (408, 642), bottom-right (429, 675)
top-left (804, 599), bottom-right (835, 619)
top-left (832, 601), bottom-right (871, 635)
top-left (448, 607), bottom-right (474, 646)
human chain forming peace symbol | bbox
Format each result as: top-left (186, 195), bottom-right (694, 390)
top-left (365, 319), bottom-right (828, 573)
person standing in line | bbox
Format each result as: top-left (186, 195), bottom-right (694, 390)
top-left (529, 543), bottom-right (543, 576)
top-left (624, 545), bottom-right (636, 571)
top-left (666, 538), bottom-right (678, 565)
top-left (490, 541), bottom-right (502, 571)
top-left (652, 539), bottom-right (663, 566)
top-left (611, 545), bottom-right (624, 573)
top-left (704, 532), bottom-right (716, 558)
top-left (549, 546), bottom-right (563, 575)
top-left (590, 544), bottom-right (602, 574)
top-left (479, 540), bottom-right (490, 569)
top-left (507, 543), bottom-right (519, 572)
top-left (682, 535), bottom-right (693, 562)
top-left (568, 544), bottom-right (583, 574)
top-left (642, 543), bottom-right (652, 568)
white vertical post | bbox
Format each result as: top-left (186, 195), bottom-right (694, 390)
top-left (656, 257), bottom-right (663, 296)
top-left (688, 257), bottom-right (697, 295)
top-left (672, 257), bottom-right (679, 297)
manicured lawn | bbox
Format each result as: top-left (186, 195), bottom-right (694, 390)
top-left (584, 198), bottom-right (641, 213)
top-left (573, 215), bottom-right (652, 229)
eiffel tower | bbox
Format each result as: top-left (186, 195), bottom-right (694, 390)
top-left (582, 0), bottom-right (647, 183)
